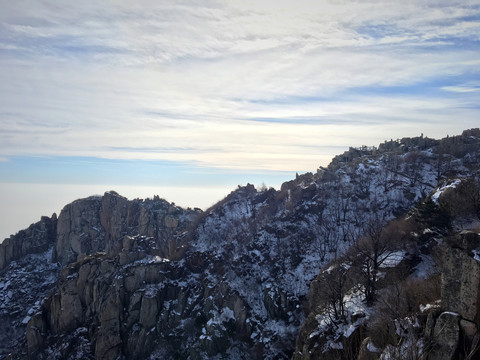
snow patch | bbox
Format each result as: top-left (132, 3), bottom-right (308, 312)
top-left (419, 301), bottom-right (440, 312)
top-left (380, 250), bottom-right (406, 268)
top-left (367, 340), bottom-right (382, 353)
top-left (442, 311), bottom-right (460, 317)
top-left (413, 254), bottom-right (435, 279)
top-left (431, 179), bottom-right (461, 204)
top-left (472, 249), bottom-right (480, 262)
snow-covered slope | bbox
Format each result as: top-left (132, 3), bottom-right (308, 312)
top-left (0, 247), bottom-right (59, 357)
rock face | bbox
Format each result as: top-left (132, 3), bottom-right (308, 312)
top-left (2, 192), bottom-right (200, 360)
top-left (442, 232), bottom-right (480, 324)
top-left (427, 231), bottom-right (480, 359)
top-left (54, 196), bottom-right (104, 266)
top-left (427, 312), bottom-right (460, 360)
top-left (0, 215), bottom-right (58, 358)
top-left (0, 215), bottom-right (57, 270)
top-left (25, 239), bottom-right (253, 359)
top-left (53, 191), bottom-right (199, 266)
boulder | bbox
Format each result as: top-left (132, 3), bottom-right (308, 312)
top-left (427, 312), bottom-right (460, 360)
top-left (358, 337), bottom-right (380, 360)
top-left (26, 313), bottom-right (47, 356)
top-left (424, 308), bottom-right (442, 339)
top-left (442, 232), bottom-right (480, 323)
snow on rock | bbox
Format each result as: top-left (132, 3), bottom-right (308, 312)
top-left (0, 246), bottom-right (60, 358)
top-left (367, 340), bottom-right (382, 353)
top-left (473, 249), bottom-right (480, 262)
top-left (380, 250), bottom-right (406, 268)
top-left (419, 301), bottom-right (441, 313)
top-left (431, 179), bottom-right (461, 204)
top-left (413, 254), bottom-right (436, 279)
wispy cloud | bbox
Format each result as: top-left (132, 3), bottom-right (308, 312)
top-left (442, 82), bottom-right (480, 93)
top-left (0, 0), bottom-right (479, 174)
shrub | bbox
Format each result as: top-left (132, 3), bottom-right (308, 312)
top-left (368, 274), bottom-right (441, 350)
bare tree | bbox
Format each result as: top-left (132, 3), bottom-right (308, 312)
top-left (357, 165), bottom-right (374, 196)
top-left (348, 216), bottom-right (404, 305)
top-left (315, 261), bottom-right (351, 322)
top-left (316, 217), bottom-right (332, 261)
top-left (434, 152), bottom-right (452, 185)
top-left (404, 151), bottom-right (423, 187)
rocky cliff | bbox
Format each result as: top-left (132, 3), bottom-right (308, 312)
top-left (53, 191), bottom-right (200, 266)
top-left (0, 215), bottom-right (57, 270)
top-left (0, 193), bottom-right (199, 359)
top-left (1, 129), bottom-right (480, 359)
top-left (292, 176), bottom-right (480, 359)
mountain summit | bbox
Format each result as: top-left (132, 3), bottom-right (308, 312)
top-left (1, 129), bottom-right (480, 359)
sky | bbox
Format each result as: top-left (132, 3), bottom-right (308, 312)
top-left (1, 0), bottom-right (480, 240)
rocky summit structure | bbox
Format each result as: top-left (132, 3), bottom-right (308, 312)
top-left (0, 192), bottom-right (200, 359)
top-left (1, 129), bottom-right (480, 359)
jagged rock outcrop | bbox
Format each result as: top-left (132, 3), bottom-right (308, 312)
top-left (0, 215), bottom-right (57, 270)
top-left (53, 192), bottom-right (199, 266)
top-left (54, 196), bottom-right (104, 266)
top-left (24, 237), bottom-right (254, 359)
top-left (1, 193), bottom-right (199, 359)
top-left (0, 216), bottom-right (59, 358)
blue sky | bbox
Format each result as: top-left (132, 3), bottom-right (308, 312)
top-left (1, 0), bottom-right (480, 238)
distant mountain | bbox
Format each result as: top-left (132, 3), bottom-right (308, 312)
top-left (1, 129), bottom-right (479, 359)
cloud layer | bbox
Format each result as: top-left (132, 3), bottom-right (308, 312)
top-left (1, 0), bottom-right (479, 173)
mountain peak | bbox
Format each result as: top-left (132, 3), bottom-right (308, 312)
top-left (1, 130), bottom-right (480, 359)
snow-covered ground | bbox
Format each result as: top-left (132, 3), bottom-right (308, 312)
top-left (0, 247), bottom-right (60, 358)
